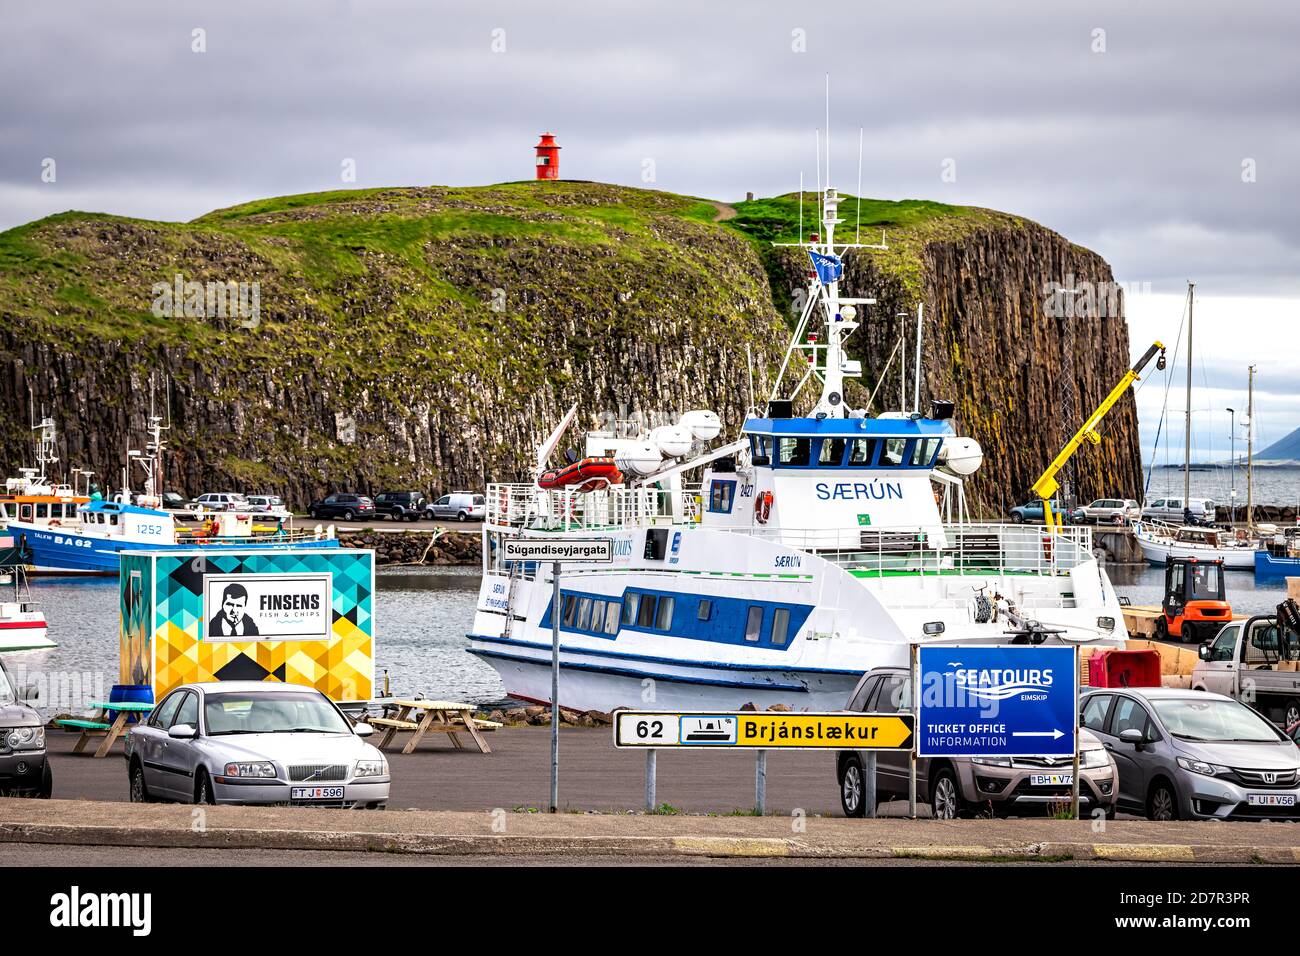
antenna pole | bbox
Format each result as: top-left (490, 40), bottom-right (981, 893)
top-left (824, 74), bottom-right (831, 190)
top-left (799, 171), bottom-right (804, 245)
top-left (914, 303), bottom-right (924, 413)
top-left (1183, 282), bottom-right (1193, 503)
top-left (856, 127), bottom-right (863, 245)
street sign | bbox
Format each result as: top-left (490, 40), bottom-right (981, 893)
top-left (916, 645), bottom-right (1078, 758)
top-left (614, 710), bottom-right (914, 751)
top-left (500, 537), bottom-right (612, 563)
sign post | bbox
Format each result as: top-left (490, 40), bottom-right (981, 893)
top-left (917, 645), bottom-right (1080, 815)
top-left (500, 537), bottom-right (612, 812)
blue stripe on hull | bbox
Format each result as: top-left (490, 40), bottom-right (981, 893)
top-left (15, 528), bottom-right (338, 574)
top-left (466, 647), bottom-right (812, 692)
top-left (467, 632), bottom-right (864, 675)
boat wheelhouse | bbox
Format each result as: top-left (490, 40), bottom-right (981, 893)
top-left (468, 175), bottom-right (1128, 713)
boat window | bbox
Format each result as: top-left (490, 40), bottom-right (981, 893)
top-left (621, 593), bottom-right (639, 626)
top-left (744, 606), bottom-right (763, 642)
top-left (880, 438), bottom-right (908, 467)
top-left (20, 504), bottom-right (32, 521)
top-left (35, 503), bottom-right (48, 519)
top-left (818, 438), bottom-right (847, 467)
top-left (603, 602), bottom-right (620, 635)
top-left (110, 514), bottom-right (119, 526)
top-left (776, 437), bottom-right (810, 467)
top-left (910, 438), bottom-right (941, 467)
top-left (708, 480), bottom-right (735, 513)
top-left (637, 595), bottom-right (657, 628)
top-left (771, 608), bottom-right (790, 645)
top-left (576, 597), bottom-right (592, 630)
top-left (847, 438), bottom-right (876, 465)
top-left (654, 596), bottom-right (674, 630)
top-left (750, 436), bottom-right (772, 465)
top-left (561, 594), bottom-right (577, 627)
top-left (697, 599), bottom-right (713, 621)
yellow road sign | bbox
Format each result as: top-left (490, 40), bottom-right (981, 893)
top-left (614, 711), bottom-right (914, 750)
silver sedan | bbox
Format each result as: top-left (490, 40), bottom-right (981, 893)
top-left (125, 681), bottom-right (389, 808)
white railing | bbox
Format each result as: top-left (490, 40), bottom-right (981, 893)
top-left (486, 484), bottom-right (1094, 577)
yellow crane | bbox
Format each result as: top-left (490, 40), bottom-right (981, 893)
top-left (1034, 341), bottom-right (1166, 533)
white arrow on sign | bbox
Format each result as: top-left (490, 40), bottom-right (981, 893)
top-left (1011, 729), bottom-right (1065, 739)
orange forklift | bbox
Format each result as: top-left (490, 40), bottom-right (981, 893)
top-left (1154, 556), bottom-right (1232, 644)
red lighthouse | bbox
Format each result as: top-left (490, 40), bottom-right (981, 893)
top-left (534, 133), bottom-right (561, 180)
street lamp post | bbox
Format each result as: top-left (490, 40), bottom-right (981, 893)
top-left (1227, 407), bottom-right (1236, 525)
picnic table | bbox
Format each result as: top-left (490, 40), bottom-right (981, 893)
top-left (369, 699), bottom-right (498, 755)
top-left (55, 700), bottom-right (154, 758)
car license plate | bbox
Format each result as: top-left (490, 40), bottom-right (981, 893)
top-left (291, 786), bottom-right (344, 800)
top-left (1247, 793), bottom-right (1296, 807)
top-left (1030, 774), bottom-right (1073, 786)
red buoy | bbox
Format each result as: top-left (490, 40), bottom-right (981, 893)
top-left (535, 133), bottom-right (561, 180)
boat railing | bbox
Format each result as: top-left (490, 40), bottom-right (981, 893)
top-left (486, 483), bottom-right (1093, 577)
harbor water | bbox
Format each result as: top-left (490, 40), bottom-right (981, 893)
top-left (10, 559), bottom-right (1297, 717)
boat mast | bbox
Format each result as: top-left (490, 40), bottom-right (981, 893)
top-left (1183, 282), bottom-right (1193, 504)
top-left (1247, 364), bottom-right (1255, 535)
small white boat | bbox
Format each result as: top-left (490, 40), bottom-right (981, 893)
top-left (1133, 520), bottom-right (1259, 571)
top-left (0, 542), bottom-right (53, 651)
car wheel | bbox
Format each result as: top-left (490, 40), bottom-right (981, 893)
top-left (1146, 779), bottom-right (1179, 821)
top-left (839, 756), bottom-right (867, 818)
top-left (309, 508), bottom-right (318, 519)
top-left (457, 511), bottom-right (468, 522)
top-left (194, 768), bottom-right (216, 805)
top-left (929, 766), bottom-right (967, 820)
top-left (129, 760), bottom-right (151, 803)
top-left (342, 509), bottom-right (355, 521)
top-left (1010, 512), bottom-right (1024, 524)
top-left (1284, 699), bottom-right (1300, 728)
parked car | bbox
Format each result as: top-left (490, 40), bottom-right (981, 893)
top-left (307, 493), bottom-right (376, 521)
top-left (125, 681), bottom-right (389, 808)
top-left (160, 491), bottom-right (192, 511)
top-left (193, 492), bottom-right (250, 512)
top-left (0, 655), bottom-right (51, 798)
top-left (374, 491), bottom-right (427, 522)
top-left (1070, 498), bottom-right (1141, 525)
top-left (425, 492), bottom-right (486, 522)
top-left (1080, 686), bottom-right (1300, 821)
top-left (837, 667), bottom-right (1117, 819)
top-left (1007, 499), bottom-right (1070, 524)
top-left (1143, 496), bottom-right (1216, 525)
top-left (246, 495), bottom-right (290, 516)
top-left (1192, 612), bottom-right (1300, 727)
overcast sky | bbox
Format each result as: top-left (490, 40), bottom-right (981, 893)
top-left (2, 0), bottom-right (1296, 456)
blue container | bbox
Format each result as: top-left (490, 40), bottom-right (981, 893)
top-left (109, 684), bottom-right (154, 723)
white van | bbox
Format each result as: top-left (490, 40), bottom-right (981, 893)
top-left (425, 492), bottom-right (486, 522)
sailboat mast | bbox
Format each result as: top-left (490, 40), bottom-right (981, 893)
top-left (1247, 364), bottom-right (1255, 535)
top-left (1184, 282), bottom-right (1194, 503)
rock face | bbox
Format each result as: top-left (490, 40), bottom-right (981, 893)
top-left (338, 529), bottom-right (481, 566)
top-left (0, 184), bottom-right (1141, 515)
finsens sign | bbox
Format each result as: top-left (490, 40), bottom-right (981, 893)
top-left (49, 886), bottom-right (151, 936)
top-left (203, 572), bottom-right (331, 641)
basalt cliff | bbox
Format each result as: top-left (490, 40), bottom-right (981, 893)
top-left (0, 182), bottom-right (1141, 515)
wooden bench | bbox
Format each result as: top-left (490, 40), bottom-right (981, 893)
top-left (374, 700), bottom-right (492, 755)
top-left (56, 701), bottom-right (153, 757)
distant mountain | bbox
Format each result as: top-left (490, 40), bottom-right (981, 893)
top-left (1258, 427), bottom-right (1300, 462)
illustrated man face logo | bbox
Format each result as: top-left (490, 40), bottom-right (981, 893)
top-left (221, 585), bottom-right (249, 627)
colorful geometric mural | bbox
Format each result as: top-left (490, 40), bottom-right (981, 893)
top-left (119, 549), bottom-right (375, 702)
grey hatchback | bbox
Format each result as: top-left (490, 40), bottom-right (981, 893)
top-left (1080, 686), bottom-right (1300, 820)
top-left (837, 667), bottom-right (1117, 819)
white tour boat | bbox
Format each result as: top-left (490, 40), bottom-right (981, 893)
top-left (467, 180), bottom-right (1129, 713)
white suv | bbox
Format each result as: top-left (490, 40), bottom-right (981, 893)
top-left (1143, 496), bottom-right (1216, 525)
top-left (1072, 498), bottom-right (1141, 525)
top-left (193, 492), bottom-right (250, 512)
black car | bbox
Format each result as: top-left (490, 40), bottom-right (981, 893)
top-left (374, 491), bottom-right (427, 522)
top-left (0, 656), bottom-right (51, 798)
top-left (307, 493), bottom-right (376, 521)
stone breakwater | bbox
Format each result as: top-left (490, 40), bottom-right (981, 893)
top-left (339, 529), bottom-right (481, 566)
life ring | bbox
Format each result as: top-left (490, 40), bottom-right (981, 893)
top-left (755, 490), bottom-right (773, 524)
top-left (47, 520), bottom-right (60, 528)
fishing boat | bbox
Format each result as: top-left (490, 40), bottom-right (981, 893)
top-left (467, 175), bottom-right (1129, 713)
top-left (0, 535), bottom-right (53, 651)
top-left (5, 403), bottom-right (336, 575)
top-left (0, 415), bottom-right (91, 548)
